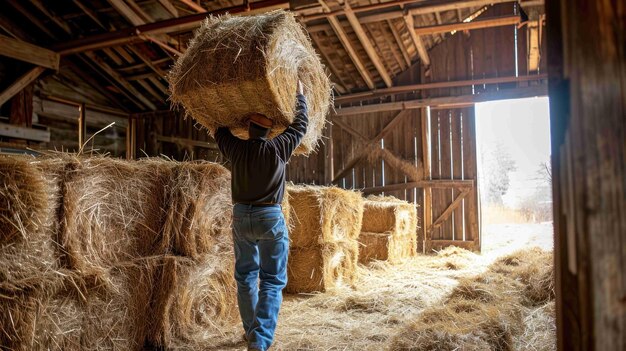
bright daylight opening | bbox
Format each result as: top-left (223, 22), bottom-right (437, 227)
top-left (475, 97), bottom-right (553, 255)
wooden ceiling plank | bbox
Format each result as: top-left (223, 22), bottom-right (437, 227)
top-left (0, 66), bottom-right (47, 106)
top-left (72, 0), bottom-right (107, 29)
top-left (344, 3), bottom-right (392, 87)
top-left (9, 1), bottom-right (57, 38)
top-left (148, 76), bottom-right (169, 96)
top-left (127, 45), bottom-right (168, 77)
top-left (309, 33), bottom-right (348, 94)
top-left (29, 0), bottom-right (73, 34)
top-left (413, 15), bottom-right (521, 35)
top-left (136, 79), bottom-right (163, 101)
top-left (157, 0), bottom-right (179, 17)
top-left (69, 57), bottom-right (131, 111)
top-left (327, 15), bottom-right (375, 90)
top-left (0, 34), bottom-right (60, 70)
top-left (403, 14), bottom-right (430, 66)
top-left (107, 0), bottom-right (145, 26)
top-left (84, 51), bottom-right (157, 110)
top-left (387, 19), bottom-right (412, 67)
top-left (101, 47), bottom-right (125, 66)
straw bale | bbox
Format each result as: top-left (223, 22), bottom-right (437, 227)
top-left (285, 185), bottom-right (364, 248)
top-left (361, 197), bottom-right (417, 235)
top-left (164, 161), bottom-right (232, 259)
top-left (150, 255), bottom-right (238, 349)
top-left (0, 156), bottom-right (65, 293)
top-left (59, 157), bottom-right (172, 277)
top-left (358, 232), bottom-right (416, 264)
top-left (169, 10), bottom-right (332, 155)
top-left (286, 241), bottom-right (359, 293)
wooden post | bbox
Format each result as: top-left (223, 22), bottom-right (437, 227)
top-left (126, 115), bottom-right (136, 160)
top-left (78, 103), bottom-right (86, 147)
top-left (421, 107), bottom-right (432, 254)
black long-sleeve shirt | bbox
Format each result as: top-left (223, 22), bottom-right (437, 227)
top-left (215, 94), bottom-right (308, 205)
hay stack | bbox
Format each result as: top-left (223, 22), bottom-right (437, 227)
top-left (1, 155), bottom-right (238, 351)
top-left (358, 196), bottom-right (418, 264)
top-left (169, 10), bottom-right (332, 154)
top-left (284, 185), bottom-right (363, 293)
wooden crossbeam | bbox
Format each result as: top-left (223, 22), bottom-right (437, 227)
top-left (0, 35), bottom-right (60, 70)
top-left (332, 110), bottom-right (409, 182)
top-left (335, 74), bottom-right (548, 103)
top-left (0, 67), bottom-right (46, 106)
top-left (344, 3), bottom-right (392, 87)
top-left (414, 15), bottom-right (521, 36)
top-left (158, 0), bottom-right (179, 17)
top-left (429, 188), bottom-right (470, 234)
top-left (334, 85), bottom-right (548, 116)
top-left (363, 180), bottom-right (473, 194)
top-left (331, 119), bottom-right (367, 142)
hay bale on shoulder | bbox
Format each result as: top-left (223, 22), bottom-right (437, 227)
top-left (169, 10), bottom-right (331, 155)
top-left (285, 185), bottom-right (364, 248)
top-left (358, 232), bottom-right (416, 264)
top-left (286, 241), bottom-right (358, 294)
top-left (361, 196), bottom-right (418, 235)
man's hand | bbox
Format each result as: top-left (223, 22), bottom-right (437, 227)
top-left (297, 80), bottom-right (304, 95)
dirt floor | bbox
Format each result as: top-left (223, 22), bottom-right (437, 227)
top-left (211, 222), bottom-right (555, 351)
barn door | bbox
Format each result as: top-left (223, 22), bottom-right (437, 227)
top-left (422, 106), bottom-right (480, 252)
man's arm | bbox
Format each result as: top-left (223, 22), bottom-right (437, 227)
top-left (214, 127), bottom-right (239, 161)
top-left (272, 94), bottom-right (308, 162)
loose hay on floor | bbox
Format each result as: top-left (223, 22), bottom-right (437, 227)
top-left (169, 10), bottom-right (331, 154)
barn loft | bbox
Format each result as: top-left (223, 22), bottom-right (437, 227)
top-left (0, 1), bottom-right (624, 350)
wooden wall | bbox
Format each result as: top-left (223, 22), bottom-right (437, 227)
top-left (284, 2), bottom-right (547, 252)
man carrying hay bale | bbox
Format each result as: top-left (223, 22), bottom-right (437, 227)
top-left (214, 81), bottom-right (307, 351)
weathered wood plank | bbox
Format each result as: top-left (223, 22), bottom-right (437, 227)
top-left (0, 35), bottom-right (60, 70)
top-left (0, 67), bottom-right (46, 107)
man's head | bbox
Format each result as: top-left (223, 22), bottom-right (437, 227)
top-left (247, 113), bottom-right (272, 139)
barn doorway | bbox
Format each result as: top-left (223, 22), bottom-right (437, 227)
top-left (475, 97), bottom-right (553, 255)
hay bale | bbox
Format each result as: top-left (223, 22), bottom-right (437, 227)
top-left (163, 161), bottom-right (232, 259)
top-left (285, 185), bottom-right (364, 248)
top-left (150, 255), bottom-right (238, 349)
top-left (0, 156), bottom-right (65, 293)
top-left (358, 232), bottom-right (416, 264)
top-left (169, 10), bottom-right (331, 154)
top-left (286, 241), bottom-right (358, 293)
top-left (60, 157), bottom-right (172, 276)
top-left (361, 196), bottom-right (417, 235)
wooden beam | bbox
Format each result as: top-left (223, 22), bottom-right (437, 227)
top-left (335, 74), bottom-right (548, 103)
top-left (156, 135), bottom-right (218, 149)
top-left (414, 15), bottom-right (521, 36)
top-left (327, 16), bottom-right (376, 90)
top-left (107, 0), bottom-right (146, 26)
top-left (127, 45), bottom-right (168, 77)
top-left (0, 35), bottom-right (60, 70)
top-left (34, 97), bottom-right (129, 128)
top-left (362, 180), bottom-right (474, 194)
top-left (309, 33), bottom-right (348, 94)
top-left (0, 67), bottom-right (46, 107)
top-left (8, 1), bottom-right (56, 39)
top-left (331, 119), bottom-right (367, 142)
top-left (157, 0), bottom-right (179, 17)
top-left (83, 52), bottom-right (157, 110)
top-left (78, 103), bottom-right (87, 147)
top-left (29, 0), bottom-right (72, 34)
top-left (179, 0), bottom-right (207, 13)
top-left (334, 85), bottom-right (548, 116)
top-left (387, 19), bottom-right (411, 67)
top-left (344, 3), bottom-right (392, 87)
top-left (55, 0), bottom-right (290, 55)
top-left (73, 0), bottom-right (106, 29)
top-left (0, 123), bottom-right (50, 142)
top-left (404, 14), bottom-right (430, 66)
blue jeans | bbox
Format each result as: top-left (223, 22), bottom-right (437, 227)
top-left (232, 204), bottom-right (289, 351)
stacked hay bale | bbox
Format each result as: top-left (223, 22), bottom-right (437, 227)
top-left (283, 185), bottom-right (364, 293)
top-left (0, 155), bottom-right (237, 350)
top-left (169, 10), bottom-right (332, 155)
top-left (358, 195), bottom-right (418, 263)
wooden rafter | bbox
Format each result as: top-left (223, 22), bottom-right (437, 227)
top-left (309, 33), bottom-right (348, 94)
top-left (8, 1), bottom-right (56, 38)
top-left (344, 3), bottom-right (392, 87)
top-left (404, 14), bottom-right (430, 66)
top-left (386, 19), bottom-right (411, 68)
top-left (179, 0), bottom-right (207, 13)
top-left (0, 67), bottom-right (47, 106)
top-left (73, 0), bottom-right (106, 29)
top-left (0, 35), bottom-right (60, 70)
top-left (157, 0), bottom-right (179, 17)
